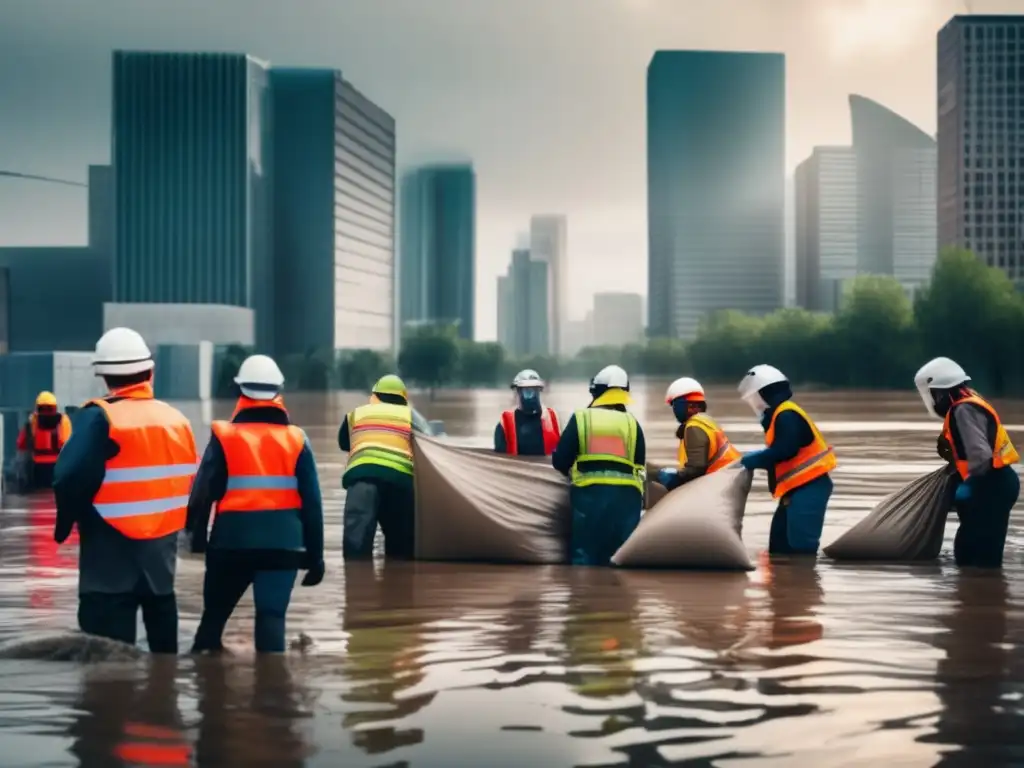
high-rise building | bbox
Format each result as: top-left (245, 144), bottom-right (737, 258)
top-left (794, 147), bottom-right (858, 312)
top-left (87, 165), bottom-right (114, 264)
top-left (112, 51), bottom-right (272, 348)
top-left (499, 248), bottom-right (548, 357)
top-left (647, 50), bottom-right (785, 340)
top-left (270, 68), bottom-right (396, 357)
top-left (938, 15), bottom-right (1024, 283)
top-left (496, 274), bottom-right (513, 350)
top-left (528, 215), bottom-right (567, 356)
top-left (591, 292), bottom-right (644, 347)
top-left (399, 163), bottom-right (476, 340)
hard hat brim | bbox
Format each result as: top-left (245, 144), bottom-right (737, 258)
top-left (93, 358), bottom-right (155, 376)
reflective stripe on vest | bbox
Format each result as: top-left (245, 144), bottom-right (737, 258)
top-left (500, 408), bottom-right (561, 456)
top-left (90, 382), bottom-right (197, 540)
top-left (346, 402), bottom-right (414, 476)
top-left (941, 393), bottom-right (1020, 481)
top-left (677, 413), bottom-right (741, 474)
top-left (571, 408), bottom-right (643, 492)
top-left (765, 401), bottom-right (836, 499)
top-left (211, 415), bottom-right (305, 512)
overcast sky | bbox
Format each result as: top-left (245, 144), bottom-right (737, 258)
top-left (1, 0), bottom-right (1018, 339)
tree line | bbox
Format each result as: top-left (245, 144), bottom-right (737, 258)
top-left (213, 248), bottom-right (1024, 398)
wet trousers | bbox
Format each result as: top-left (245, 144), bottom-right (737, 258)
top-left (343, 480), bottom-right (415, 560)
top-left (191, 559), bottom-right (297, 653)
top-left (31, 462), bottom-right (55, 490)
top-left (953, 466), bottom-right (1020, 569)
top-left (569, 484), bottom-right (643, 566)
top-left (769, 474), bottom-right (833, 556)
top-left (78, 590), bottom-right (178, 653)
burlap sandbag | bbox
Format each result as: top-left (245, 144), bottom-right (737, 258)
top-left (611, 464), bottom-right (754, 570)
top-left (823, 466), bottom-right (956, 561)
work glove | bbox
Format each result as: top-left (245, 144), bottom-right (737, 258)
top-left (740, 451), bottom-right (763, 471)
top-left (656, 468), bottom-right (677, 487)
top-left (936, 435), bottom-right (955, 464)
top-left (301, 560), bottom-right (325, 587)
top-left (954, 482), bottom-right (972, 504)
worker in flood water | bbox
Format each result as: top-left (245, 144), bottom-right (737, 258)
top-left (494, 368), bottom-right (561, 456)
top-left (914, 357), bottom-right (1020, 568)
top-left (16, 390), bottom-right (72, 490)
top-left (188, 354), bottom-right (325, 654)
top-left (552, 365), bottom-right (646, 566)
top-left (737, 365), bottom-right (836, 556)
top-left (657, 377), bottom-right (740, 490)
top-left (339, 374), bottom-right (418, 559)
top-left (53, 327), bottom-right (197, 653)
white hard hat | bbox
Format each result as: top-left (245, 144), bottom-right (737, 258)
top-left (737, 364), bottom-right (788, 417)
top-left (512, 369), bottom-right (545, 389)
top-left (665, 376), bottom-right (704, 404)
top-left (592, 364), bottom-right (630, 390)
top-left (914, 357), bottom-right (970, 418)
top-left (93, 327), bottom-right (154, 376)
top-left (235, 354), bottom-right (285, 401)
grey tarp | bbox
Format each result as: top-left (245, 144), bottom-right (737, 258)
top-left (611, 464), bottom-right (755, 570)
top-left (823, 466), bottom-right (957, 561)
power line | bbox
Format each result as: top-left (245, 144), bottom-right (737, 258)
top-left (0, 170), bottom-right (87, 189)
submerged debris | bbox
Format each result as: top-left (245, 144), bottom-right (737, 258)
top-left (0, 633), bottom-right (142, 662)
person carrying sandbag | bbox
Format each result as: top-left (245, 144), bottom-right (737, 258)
top-left (914, 357), bottom-right (1020, 568)
top-left (737, 365), bottom-right (837, 556)
top-left (657, 377), bottom-right (740, 491)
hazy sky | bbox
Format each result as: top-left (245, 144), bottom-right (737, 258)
top-left (1, 0), bottom-right (1018, 339)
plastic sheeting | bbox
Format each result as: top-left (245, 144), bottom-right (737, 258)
top-left (823, 467), bottom-right (957, 561)
top-left (611, 465), bottom-right (755, 570)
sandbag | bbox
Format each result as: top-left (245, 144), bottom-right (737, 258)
top-left (0, 633), bottom-right (142, 661)
top-left (611, 464), bottom-right (754, 570)
top-left (823, 466), bottom-right (956, 561)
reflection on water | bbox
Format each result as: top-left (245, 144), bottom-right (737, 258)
top-left (0, 383), bottom-right (1023, 766)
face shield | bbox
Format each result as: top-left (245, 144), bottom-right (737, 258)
top-left (516, 386), bottom-right (543, 413)
top-left (916, 380), bottom-right (940, 419)
top-left (742, 391), bottom-right (769, 419)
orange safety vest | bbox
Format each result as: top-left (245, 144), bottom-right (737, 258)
top-left (677, 413), bottom-right (740, 474)
top-left (29, 413), bottom-right (71, 465)
top-left (89, 381), bottom-right (198, 540)
top-left (765, 401), bottom-right (837, 499)
top-left (941, 393), bottom-right (1019, 481)
top-left (210, 396), bottom-right (306, 513)
top-left (500, 407), bottom-right (561, 456)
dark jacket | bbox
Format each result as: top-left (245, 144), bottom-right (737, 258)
top-left (187, 404), bottom-right (324, 570)
top-left (742, 382), bottom-right (824, 496)
top-left (551, 404), bottom-right (647, 484)
top-left (53, 403), bottom-right (178, 596)
top-left (493, 409), bottom-right (550, 456)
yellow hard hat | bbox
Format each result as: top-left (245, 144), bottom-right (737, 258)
top-left (372, 374), bottom-right (408, 399)
top-left (35, 391), bottom-right (57, 407)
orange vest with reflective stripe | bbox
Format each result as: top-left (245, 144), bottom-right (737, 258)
top-left (765, 401), bottom-right (836, 499)
top-left (677, 413), bottom-right (740, 474)
top-left (941, 393), bottom-right (1019, 481)
top-left (90, 382), bottom-right (198, 540)
top-left (211, 396), bottom-right (305, 513)
top-left (30, 412), bottom-right (72, 464)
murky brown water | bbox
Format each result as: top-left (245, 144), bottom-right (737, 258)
top-left (2, 381), bottom-right (1024, 767)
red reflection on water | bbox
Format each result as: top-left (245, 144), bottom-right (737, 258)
top-left (115, 722), bottom-right (193, 766)
top-left (26, 496), bottom-right (76, 609)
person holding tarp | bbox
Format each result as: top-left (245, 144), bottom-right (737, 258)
top-left (552, 365), bottom-right (646, 566)
top-left (737, 365), bottom-right (836, 556)
top-left (913, 357), bottom-right (1020, 568)
top-left (657, 377), bottom-right (740, 491)
top-left (494, 369), bottom-right (561, 456)
top-left (339, 374), bottom-right (421, 560)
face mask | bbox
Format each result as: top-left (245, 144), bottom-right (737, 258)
top-left (517, 388), bottom-right (542, 413)
top-left (671, 399), bottom-right (691, 424)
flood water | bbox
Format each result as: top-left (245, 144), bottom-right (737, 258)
top-left (2, 381), bottom-right (1024, 767)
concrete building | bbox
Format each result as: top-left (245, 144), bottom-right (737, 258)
top-left (938, 15), bottom-right (1024, 284)
top-left (794, 147), bottom-right (858, 312)
top-left (499, 248), bottom-right (548, 357)
top-left (111, 51), bottom-right (273, 349)
top-left (647, 50), bottom-right (785, 340)
top-left (591, 292), bottom-right (644, 347)
top-left (271, 68), bottom-right (396, 357)
top-left (88, 165), bottom-right (114, 266)
top-left (399, 163), bottom-right (476, 340)
top-left (562, 315), bottom-right (593, 358)
top-left (496, 274), bottom-right (513, 351)
top-left (528, 215), bottom-right (567, 356)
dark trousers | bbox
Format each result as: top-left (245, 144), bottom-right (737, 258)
top-left (78, 591), bottom-right (178, 653)
top-left (569, 484), bottom-right (643, 566)
top-left (192, 559), bottom-right (297, 653)
top-left (343, 480), bottom-right (415, 559)
top-left (31, 461), bottom-right (55, 490)
top-left (769, 475), bottom-right (833, 556)
top-left (954, 466), bottom-right (1020, 568)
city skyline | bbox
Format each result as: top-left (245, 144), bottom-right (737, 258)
top-left (4, 0), bottom-right (1020, 341)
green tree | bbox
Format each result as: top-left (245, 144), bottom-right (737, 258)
top-left (457, 340), bottom-right (505, 385)
top-left (213, 344), bottom-right (253, 399)
top-left (398, 326), bottom-right (459, 391)
top-left (688, 310), bottom-right (763, 381)
top-left (831, 275), bottom-right (916, 388)
top-left (757, 308), bottom-right (832, 384)
top-left (338, 349), bottom-right (389, 391)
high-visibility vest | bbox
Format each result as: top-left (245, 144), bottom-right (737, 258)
top-left (942, 393), bottom-right (1019, 481)
top-left (570, 407), bottom-right (644, 493)
top-left (211, 397), bottom-right (305, 513)
top-left (500, 408), bottom-right (561, 456)
top-left (765, 401), bottom-right (836, 499)
top-left (89, 382), bottom-right (197, 540)
top-left (346, 402), bottom-right (414, 476)
top-left (677, 413), bottom-right (740, 474)
top-left (30, 412), bottom-right (72, 465)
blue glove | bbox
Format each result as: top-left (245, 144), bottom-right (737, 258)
top-left (657, 468), bottom-right (677, 487)
top-left (954, 482), bottom-right (972, 504)
top-left (740, 450), bottom-right (764, 471)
